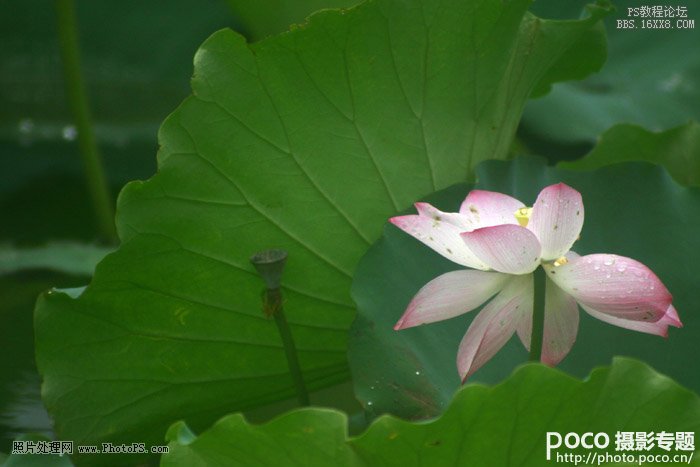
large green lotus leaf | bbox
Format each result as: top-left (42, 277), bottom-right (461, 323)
top-left (349, 155), bottom-right (700, 419)
top-left (559, 122), bottom-right (700, 187)
top-left (222, 0), bottom-right (359, 41)
top-left (161, 358), bottom-right (700, 466)
top-left (34, 0), bottom-right (609, 463)
top-left (522, 0), bottom-right (700, 143)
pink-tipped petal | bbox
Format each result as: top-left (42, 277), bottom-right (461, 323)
top-left (517, 278), bottom-right (579, 366)
top-left (527, 183), bottom-right (584, 261)
top-left (458, 274), bottom-right (533, 381)
top-left (460, 224), bottom-right (541, 275)
top-left (394, 270), bottom-right (510, 330)
top-left (544, 254), bottom-right (673, 323)
top-left (459, 190), bottom-right (525, 229)
top-left (415, 202), bottom-right (472, 230)
top-left (390, 212), bottom-right (488, 270)
top-left (662, 305), bottom-right (683, 328)
top-left (581, 303), bottom-right (673, 337)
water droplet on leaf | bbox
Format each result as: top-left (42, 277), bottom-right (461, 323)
top-left (62, 125), bottom-right (77, 141)
top-left (18, 118), bottom-right (34, 134)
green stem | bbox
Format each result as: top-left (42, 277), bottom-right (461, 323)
top-left (56, 0), bottom-right (116, 242)
top-left (267, 288), bottom-right (310, 406)
top-left (529, 266), bottom-right (547, 362)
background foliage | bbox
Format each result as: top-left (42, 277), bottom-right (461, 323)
top-left (162, 359), bottom-right (700, 466)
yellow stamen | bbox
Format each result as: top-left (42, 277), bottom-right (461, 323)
top-left (553, 256), bottom-right (568, 267)
top-left (514, 207), bottom-right (533, 227)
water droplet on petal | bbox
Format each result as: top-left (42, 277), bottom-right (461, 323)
top-left (603, 258), bottom-right (615, 266)
top-left (593, 264), bottom-right (601, 271)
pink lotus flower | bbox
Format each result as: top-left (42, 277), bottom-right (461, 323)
top-left (390, 183), bottom-right (681, 381)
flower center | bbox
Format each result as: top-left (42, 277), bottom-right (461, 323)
top-left (514, 207), bottom-right (533, 227)
top-left (553, 256), bottom-right (568, 267)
